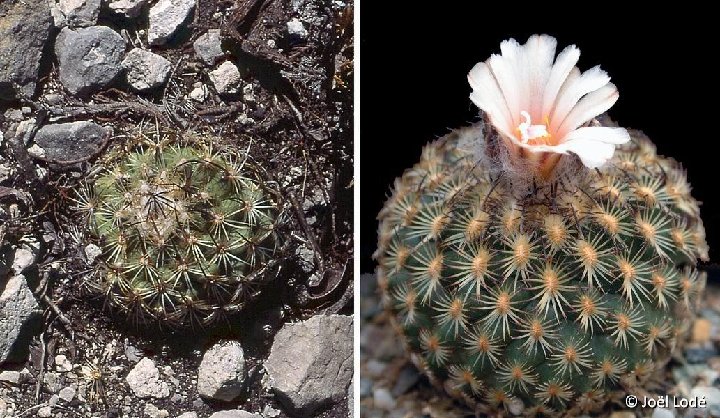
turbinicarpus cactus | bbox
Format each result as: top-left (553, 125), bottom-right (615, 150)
top-left (375, 35), bottom-right (708, 415)
top-left (75, 128), bottom-right (281, 328)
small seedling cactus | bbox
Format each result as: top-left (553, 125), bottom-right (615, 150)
top-left (76, 129), bottom-right (282, 328)
top-left (375, 35), bottom-right (708, 415)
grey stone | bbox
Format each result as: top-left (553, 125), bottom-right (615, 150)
top-left (0, 275), bottom-right (39, 363)
top-left (44, 372), bottom-right (62, 392)
top-left (126, 358), bottom-right (170, 399)
top-left (11, 248), bottom-right (35, 275)
top-left (55, 26), bottom-right (126, 96)
top-left (262, 405), bottom-right (280, 418)
top-left (347, 374), bottom-right (353, 418)
top-left (652, 408), bottom-right (674, 418)
top-left (209, 411), bottom-right (261, 418)
top-left (690, 386), bottom-right (720, 405)
top-left (32, 121), bottom-right (109, 162)
top-left (193, 29), bottom-right (224, 65)
top-left (0, 0), bottom-right (52, 100)
top-left (144, 403), bottom-right (169, 418)
top-left (58, 386), bottom-right (76, 402)
top-left (0, 371), bottom-right (20, 384)
top-left (197, 340), bottom-right (246, 402)
top-left (286, 18), bottom-right (308, 39)
top-left (177, 413), bottom-right (198, 418)
top-left (392, 366), bottom-right (419, 396)
top-left (107, 0), bottom-right (148, 18)
top-left (265, 315), bottom-right (353, 416)
top-left (209, 62), bottom-right (242, 94)
top-left (684, 343), bottom-right (717, 364)
top-left (122, 48), bottom-right (172, 91)
top-left (51, 0), bottom-right (101, 28)
top-left (189, 84), bottom-right (209, 102)
top-left (148, 0), bottom-right (195, 45)
top-left (359, 378), bottom-right (372, 398)
top-left (295, 245), bottom-right (315, 273)
top-left (372, 388), bottom-right (394, 409)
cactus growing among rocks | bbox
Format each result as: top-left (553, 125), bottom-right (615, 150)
top-left (76, 128), bottom-right (282, 328)
top-left (375, 35), bottom-right (708, 415)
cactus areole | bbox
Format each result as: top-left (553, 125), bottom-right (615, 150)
top-left (76, 131), bottom-right (281, 329)
top-left (375, 35), bottom-right (708, 414)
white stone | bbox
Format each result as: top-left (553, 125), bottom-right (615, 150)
top-left (148, 0), bottom-right (195, 45)
top-left (197, 341), bottom-right (245, 402)
top-left (651, 407), bottom-right (674, 418)
top-left (0, 371), bottom-right (20, 384)
top-left (209, 62), bottom-right (242, 94)
top-left (11, 248), bottom-right (35, 274)
top-left (690, 386), bottom-right (720, 405)
top-left (209, 411), bottom-right (261, 418)
top-left (189, 84), bottom-right (208, 102)
top-left (286, 18), bottom-right (308, 39)
top-left (122, 48), bottom-right (172, 91)
top-left (107, 0), bottom-right (148, 18)
top-left (126, 358), bottom-right (170, 399)
top-left (144, 403), bottom-right (169, 418)
top-left (84, 244), bottom-right (102, 264)
top-left (59, 386), bottom-right (76, 402)
top-left (55, 354), bottom-right (73, 372)
top-left (177, 413), bottom-right (198, 418)
top-left (372, 388), bottom-right (395, 409)
top-left (37, 405), bottom-right (53, 418)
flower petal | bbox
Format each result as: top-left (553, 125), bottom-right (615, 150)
top-left (556, 84), bottom-right (620, 138)
top-left (541, 44), bottom-right (580, 120)
top-left (468, 62), bottom-right (515, 139)
top-left (524, 34), bottom-right (557, 119)
top-left (555, 126), bottom-right (631, 167)
top-left (488, 39), bottom-right (524, 127)
top-left (549, 66), bottom-right (610, 132)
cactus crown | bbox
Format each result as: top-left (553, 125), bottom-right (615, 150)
top-left (376, 125), bottom-right (707, 414)
top-left (76, 128), bottom-right (282, 328)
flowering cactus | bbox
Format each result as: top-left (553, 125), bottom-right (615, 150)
top-left (375, 35), bottom-right (708, 415)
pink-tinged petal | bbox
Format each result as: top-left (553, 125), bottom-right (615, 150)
top-left (556, 84), bottom-right (620, 138)
top-left (468, 62), bottom-right (515, 139)
top-left (555, 127), bottom-right (631, 167)
top-left (524, 34), bottom-right (557, 119)
top-left (561, 126), bottom-right (631, 145)
top-left (549, 66), bottom-right (610, 132)
top-left (557, 139), bottom-right (616, 168)
top-left (488, 46), bottom-right (523, 127)
top-left (541, 44), bottom-right (580, 119)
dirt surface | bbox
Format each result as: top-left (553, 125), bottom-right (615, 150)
top-left (0, 0), bottom-right (354, 417)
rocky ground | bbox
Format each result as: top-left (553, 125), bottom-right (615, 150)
top-left (0, 0), bottom-right (354, 417)
top-left (360, 273), bottom-right (720, 418)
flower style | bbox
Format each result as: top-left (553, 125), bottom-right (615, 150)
top-left (468, 34), bottom-right (630, 177)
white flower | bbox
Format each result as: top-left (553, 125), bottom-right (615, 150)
top-left (468, 34), bottom-right (630, 176)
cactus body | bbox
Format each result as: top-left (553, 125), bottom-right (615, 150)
top-left (376, 123), bottom-right (708, 414)
top-left (78, 135), bottom-right (280, 328)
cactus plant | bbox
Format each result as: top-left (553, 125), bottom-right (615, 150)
top-left (75, 129), bottom-right (282, 328)
top-left (375, 35), bottom-right (708, 415)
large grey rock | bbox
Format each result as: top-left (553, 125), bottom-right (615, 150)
top-left (209, 411), bottom-right (260, 418)
top-left (0, 275), bottom-right (39, 363)
top-left (31, 121), bottom-right (109, 162)
top-left (125, 358), bottom-right (170, 399)
top-left (147, 0), bottom-right (195, 46)
top-left (122, 48), bottom-right (172, 91)
top-left (0, 0), bottom-right (52, 100)
top-left (209, 62), bottom-right (241, 95)
top-left (265, 315), bottom-right (353, 416)
top-left (107, 0), bottom-right (148, 18)
top-left (193, 29), bottom-right (224, 65)
top-left (50, 0), bottom-right (101, 28)
top-left (55, 26), bottom-right (126, 96)
top-left (197, 340), bottom-right (245, 402)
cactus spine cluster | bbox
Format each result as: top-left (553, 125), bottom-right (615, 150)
top-left (76, 130), bottom-right (281, 328)
top-left (376, 124), bottom-right (708, 414)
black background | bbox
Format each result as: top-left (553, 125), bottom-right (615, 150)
top-left (360, 7), bottom-right (718, 273)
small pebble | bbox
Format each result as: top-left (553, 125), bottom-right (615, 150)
top-left (690, 386), bottom-right (720, 406)
top-left (609, 412), bottom-right (636, 418)
top-left (392, 366), bottom-right (419, 396)
top-left (359, 378), bottom-right (372, 398)
top-left (507, 397), bottom-right (524, 416)
top-left (37, 406), bottom-right (53, 418)
top-left (55, 354), bottom-right (73, 372)
top-left (652, 407), bottom-right (674, 418)
top-left (286, 18), bottom-right (308, 39)
top-left (0, 371), bottom-right (20, 384)
top-left (59, 386), bottom-right (76, 402)
top-left (365, 359), bottom-right (387, 377)
top-left (373, 387), bottom-right (396, 409)
top-left (685, 343), bottom-right (718, 364)
top-left (693, 318), bottom-right (712, 343)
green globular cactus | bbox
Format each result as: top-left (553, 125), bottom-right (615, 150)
top-left (376, 125), bottom-right (708, 415)
top-left (75, 132), bottom-right (281, 328)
